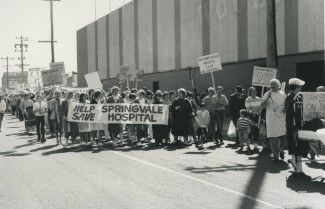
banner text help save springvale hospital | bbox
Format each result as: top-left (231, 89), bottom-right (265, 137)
top-left (68, 102), bottom-right (169, 125)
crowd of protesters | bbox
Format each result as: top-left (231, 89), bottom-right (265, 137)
top-left (0, 78), bottom-right (324, 177)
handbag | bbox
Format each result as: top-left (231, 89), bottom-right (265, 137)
top-left (227, 121), bottom-right (237, 137)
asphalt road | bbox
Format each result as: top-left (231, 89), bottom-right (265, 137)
top-left (0, 114), bottom-right (324, 209)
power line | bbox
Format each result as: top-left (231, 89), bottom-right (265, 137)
top-left (15, 35), bottom-right (30, 84)
top-left (1, 56), bottom-right (14, 89)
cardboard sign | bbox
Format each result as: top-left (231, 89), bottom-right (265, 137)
top-left (50, 62), bottom-right (65, 74)
top-left (120, 65), bottom-right (135, 76)
top-left (67, 102), bottom-right (169, 125)
top-left (198, 53), bottom-right (222, 74)
top-left (252, 66), bottom-right (277, 87)
top-left (41, 68), bottom-right (63, 87)
top-left (130, 69), bottom-right (144, 82)
top-left (301, 92), bottom-right (325, 121)
top-left (85, 71), bottom-right (102, 88)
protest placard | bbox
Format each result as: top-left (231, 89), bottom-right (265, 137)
top-left (50, 62), bottom-right (65, 74)
top-left (67, 102), bottom-right (169, 125)
top-left (41, 68), bottom-right (63, 87)
top-left (130, 69), bottom-right (144, 82)
top-left (198, 53), bottom-right (222, 74)
top-left (252, 66), bottom-right (277, 87)
top-left (301, 92), bottom-right (325, 121)
top-left (85, 71), bottom-right (102, 88)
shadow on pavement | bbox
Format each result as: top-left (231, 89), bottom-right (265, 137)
top-left (0, 150), bottom-right (16, 155)
top-left (183, 151), bottom-right (212, 155)
top-left (5, 132), bottom-right (26, 137)
top-left (14, 140), bottom-right (37, 149)
top-left (305, 161), bottom-right (325, 171)
top-left (3, 152), bottom-right (30, 157)
top-left (30, 144), bottom-right (59, 152)
top-left (236, 154), bottom-right (290, 209)
top-left (184, 163), bottom-right (256, 173)
top-left (286, 173), bottom-right (325, 195)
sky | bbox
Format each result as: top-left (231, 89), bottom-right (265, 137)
top-left (0, 0), bottom-right (132, 85)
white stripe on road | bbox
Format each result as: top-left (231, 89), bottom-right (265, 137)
top-left (110, 150), bottom-right (284, 209)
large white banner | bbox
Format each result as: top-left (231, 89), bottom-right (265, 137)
top-left (85, 72), bottom-right (102, 88)
top-left (252, 66), bottom-right (277, 87)
top-left (67, 102), bottom-right (169, 125)
top-left (301, 92), bottom-right (325, 121)
top-left (198, 53), bottom-right (222, 74)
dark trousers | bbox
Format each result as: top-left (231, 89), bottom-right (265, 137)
top-left (50, 118), bottom-right (62, 138)
top-left (207, 111), bottom-right (216, 140)
top-left (0, 112), bottom-right (4, 129)
top-left (215, 110), bottom-right (225, 140)
top-left (35, 116), bottom-right (45, 140)
top-left (137, 125), bottom-right (148, 141)
top-left (197, 127), bottom-right (208, 143)
top-left (248, 115), bottom-right (259, 143)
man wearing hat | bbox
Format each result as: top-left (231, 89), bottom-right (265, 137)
top-left (285, 78), bottom-right (310, 178)
top-left (229, 85), bottom-right (246, 145)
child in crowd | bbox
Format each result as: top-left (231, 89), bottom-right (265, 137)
top-left (195, 103), bottom-right (210, 148)
top-left (237, 109), bottom-right (257, 151)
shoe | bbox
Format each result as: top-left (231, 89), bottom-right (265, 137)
top-left (280, 152), bottom-right (285, 160)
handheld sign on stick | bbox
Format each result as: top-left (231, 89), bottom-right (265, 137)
top-left (252, 66), bottom-right (278, 128)
top-left (198, 53), bottom-right (222, 90)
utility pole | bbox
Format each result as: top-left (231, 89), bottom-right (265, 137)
top-left (266, 0), bottom-right (278, 69)
top-left (15, 36), bottom-right (30, 84)
top-left (1, 56), bottom-right (14, 89)
top-left (39, 0), bottom-right (61, 63)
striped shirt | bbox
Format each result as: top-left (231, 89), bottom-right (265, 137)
top-left (237, 117), bottom-right (256, 129)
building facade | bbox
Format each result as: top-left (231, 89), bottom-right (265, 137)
top-left (2, 71), bottom-right (28, 90)
top-left (77, 0), bottom-right (324, 94)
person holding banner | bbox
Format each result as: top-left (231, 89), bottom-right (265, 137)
top-left (33, 94), bottom-right (48, 142)
top-left (171, 88), bottom-right (193, 144)
top-left (107, 86), bottom-right (124, 146)
top-left (152, 90), bottom-right (169, 146)
top-left (62, 92), bottom-right (79, 144)
top-left (245, 87), bottom-right (262, 150)
top-left (90, 91), bottom-right (104, 145)
top-left (78, 93), bottom-right (90, 143)
top-left (134, 90), bottom-right (149, 146)
top-left (285, 78), bottom-right (310, 178)
top-left (261, 79), bottom-right (287, 161)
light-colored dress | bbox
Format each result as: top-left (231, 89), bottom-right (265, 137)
top-left (262, 91), bottom-right (287, 138)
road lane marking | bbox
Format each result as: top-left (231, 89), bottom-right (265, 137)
top-left (110, 150), bottom-right (285, 209)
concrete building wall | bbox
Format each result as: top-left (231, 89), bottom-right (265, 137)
top-left (108, 10), bottom-right (120, 78)
top-left (77, 0), bottom-right (324, 89)
top-left (97, 16), bottom-right (107, 79)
